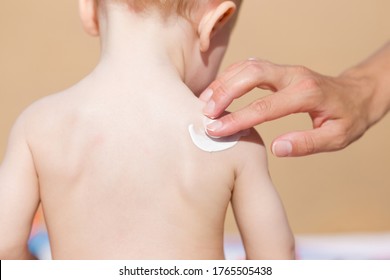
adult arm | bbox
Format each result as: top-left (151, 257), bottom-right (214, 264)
top-left (201, 41), bottom-right (390, 157)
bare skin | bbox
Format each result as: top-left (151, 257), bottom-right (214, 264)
top-left (0, 0), bottom-right (294, 259)
top-left (201, 42), bottom-right (390, 157)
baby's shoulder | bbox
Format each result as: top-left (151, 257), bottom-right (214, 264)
top-left (22, 91), bottom-right (67, 120)
top-left (17, 90), bottom-right (76, 138)
top-left (235, 127), bottom-right (267, 155)
top-left (229, 127), bottom-right (269, 171)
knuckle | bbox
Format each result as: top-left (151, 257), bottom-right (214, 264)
top-left (244, 59), bottom-right (265, 74)
top-left (332, 127), bottom-right (350, 150)
top-left (290, 66), bottom-right (321, 90)
top-left (321, 122), bottom-right (350, 152)
top-left (292, 77), bottom-right (323, 111)
top-left (297, 76), bottom-right (321, 92)
top-left (302, 134), bottom-right (317, 155)
top-left (250, 99), bottom-right (272, 114)
top-left (212, 79), bottom-right (231, 102)
top-left (293, 65), bottom-right (312, 75)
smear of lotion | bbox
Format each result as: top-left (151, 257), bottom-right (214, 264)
top-left (188, 117), bottom-right (249, 152)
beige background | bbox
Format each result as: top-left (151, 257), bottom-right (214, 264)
top-left (1, 1), bottom-right (389, 234)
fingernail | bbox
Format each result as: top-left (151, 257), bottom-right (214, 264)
top-left (206, 120), bottom-right (223, 132)
top-left (199, 88), bottom-right (213, 102)
top-left (203, 100), bottom-right (216, 116)
top-left (272, 140), bottom-right (292, 157)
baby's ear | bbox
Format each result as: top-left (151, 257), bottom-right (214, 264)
top-left (79, 0), bottom-right (99, 36)
top-left (197, 1), bottom-right (237, 52)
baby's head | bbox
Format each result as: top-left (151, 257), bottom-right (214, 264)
top-left (79, 0), bottom-right (241, 94)
top-left (108, 0), bottom-right (213, 19)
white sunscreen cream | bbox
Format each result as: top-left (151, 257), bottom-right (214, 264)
top-left (188, 117), bottom-right (249, 152)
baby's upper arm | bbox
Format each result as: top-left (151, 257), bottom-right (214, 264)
top-left (0, 111), bottom-right (40, 259)
top-left (231, 129), bottom-right (295, 260)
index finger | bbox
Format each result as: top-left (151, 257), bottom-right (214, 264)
top-left (201, 59), bottom-right (292, 119)
top-left (205, 89), bottom-right (305, 137)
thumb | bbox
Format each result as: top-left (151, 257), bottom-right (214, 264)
top-left (271, 124), bottom-right (346, 157)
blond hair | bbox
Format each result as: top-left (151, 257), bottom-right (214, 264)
top-left (106, 0), bottom-right (206, 19)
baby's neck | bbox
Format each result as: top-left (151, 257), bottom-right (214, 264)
top-left (92, 6), bottom-right (195, 96)
top-left (95, 45), bottom-right (183, 94)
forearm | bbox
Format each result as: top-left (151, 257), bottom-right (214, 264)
top-left (341, 41), bottom-right (390, 127)
top-left (245, 235), bottom-right (295, 260)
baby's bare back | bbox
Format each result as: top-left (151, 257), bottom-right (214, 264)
top-left (27, 87), bottom-right (236, 259)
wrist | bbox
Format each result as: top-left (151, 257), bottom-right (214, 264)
top-left (340, 62), bottom-right (389, 128)
top-left (343, 42), bottom-right (390, 127)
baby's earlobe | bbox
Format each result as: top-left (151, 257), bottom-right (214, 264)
top-left (197, 1), bottom-right (236, 52)
top-left (79, 0), bottom-right (100, 37)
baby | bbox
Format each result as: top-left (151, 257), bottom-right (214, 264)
top-left (0, 0), bottom-right (294, 259)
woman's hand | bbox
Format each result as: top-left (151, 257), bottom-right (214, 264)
top-left (200, 54), bottom-right (389, 157)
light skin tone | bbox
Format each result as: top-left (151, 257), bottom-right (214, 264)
top-left (201, 41), bottom-right (390, 157)
top-left (0, 0), bottom-right (294, 259)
